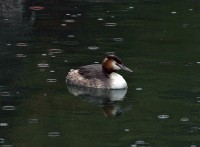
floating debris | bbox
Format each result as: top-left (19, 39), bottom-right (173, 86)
top-left (0, 123), bottom-right (8, 127)
top-left (94, 62), bottom-right (99, 64)
top-left (16, 43), bottom-right (28, 47)
top-left (61, 23), bottom-right (67, 27)
top-left (27, 119), bottom-right (39, 124)
top-left (37, 63), bottom-right (49, 68)
top-left (105, 22), bottom-right (117, 27)
top-left (124, 128), bottom-right (130, 132)
top-left (135, 140), bottom-right (145, 145)
top-left (88, 46), bottom-right (99, 50)
top-left (16, 54), bottom-right (27, 58)
top-left (0, 138), bottom-right (5, 144)
top-left (0, 91), bottom-right (11, 97)
top-left (158, 114), bottom-right (169, 119)
top-left (97, 18), bottom-right (104, 21)
top-left (48, 49), bottom-right (62, 54)
top-left (6, 43), bottom-right (12, 46)
top-left (29, 6), bottom-right (45, 11)
top-left (184, 62), bottom-right (193, 66)
top-left (41, 53), bottom-right (47, 56)
top-left (180, 117), bottom-right (189, 122)
top-left (3, 18), bottom-right (9, 21)
top-left (68, 35), bottom-right (75, 38)
top-left (189, 9), bottom-right (193, 11)
top-left (0, 91), bottom-right (20, 96)
top-left (113, 38), bottom-right (123, 42)
top-left (46, 79), bottom-right (57, 83)
top-left (171, 11), bottom-right (177, 14)
top-left (129, 6), bottom-right (134, 9)
top-left (133, 140), bottom-right (150, 146)
top-left (48, 132), bottom-right (60, 137)
top-left (50, 70), bottom-right (55, 73)
top-left (136, 88), bottom-right (143, 91)
top-left (71, 14), bottom-right (77, 18)
top-left (64, 19), bottom-right (75, 23)
top-left (2, 106), bottom-right (16, 111)
top-left (196, 97), bottom-right (200, 102)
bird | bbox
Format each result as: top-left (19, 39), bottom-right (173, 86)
top-left (66, 52), bottom-right (133, 89)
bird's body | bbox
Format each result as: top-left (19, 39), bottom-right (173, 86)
top-left (66, 53), bottom-right (132, 89)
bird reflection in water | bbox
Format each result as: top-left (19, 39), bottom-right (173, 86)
top-left (67, 85), bottom-right (132, 117)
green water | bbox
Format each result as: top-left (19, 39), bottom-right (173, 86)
top-left (1, 0), bottom-right (200, 146)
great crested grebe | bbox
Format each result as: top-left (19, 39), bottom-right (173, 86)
top-left (66, 53), bottom-right (133, 89)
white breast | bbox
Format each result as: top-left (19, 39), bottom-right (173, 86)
top-left (109, 72), bottom-right (128, 89)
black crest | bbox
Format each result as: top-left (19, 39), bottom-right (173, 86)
top-left (106, 52), bottom-right (122, 64)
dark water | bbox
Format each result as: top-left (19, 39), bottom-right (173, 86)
top-left (1, 0), bottom-right (200, 146)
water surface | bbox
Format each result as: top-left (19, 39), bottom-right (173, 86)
top-left (1, 0), bottom-right (200, 146)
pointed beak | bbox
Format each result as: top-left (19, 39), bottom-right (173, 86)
top-left (117, 64), bottom-right (133, 72)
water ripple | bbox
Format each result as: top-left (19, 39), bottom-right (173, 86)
top-left (48, 132), bottom-right (60, 137)
top-left (157, 114), bottom-right (169, 119)
top-left (2, 106), bottom-right (16, 111)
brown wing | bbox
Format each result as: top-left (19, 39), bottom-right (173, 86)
top-left (78, 64), bottom-right (108, 79)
